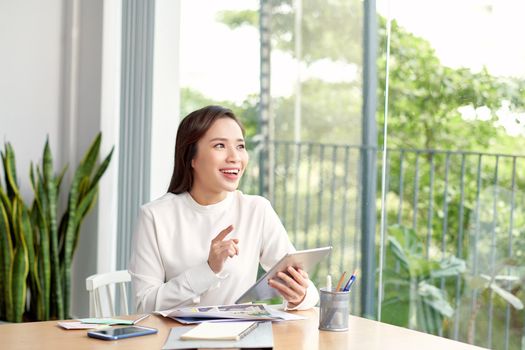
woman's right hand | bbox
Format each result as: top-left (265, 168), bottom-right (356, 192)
top-left (207, 225), bottom-right (239, 273)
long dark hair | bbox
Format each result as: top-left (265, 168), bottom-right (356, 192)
top-left (167, 105), bottom-right (245, 194)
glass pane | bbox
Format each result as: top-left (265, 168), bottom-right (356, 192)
top-left (180, 0), bottom-right (259, 113)
top-left (378, 1), bottom-right (525, 348)
top-left (259, 0), bottom-right (365, 314)
top-left (179, 0), bottom-right (260, 189)
top-left (180, 0), bottom-right (365, 314)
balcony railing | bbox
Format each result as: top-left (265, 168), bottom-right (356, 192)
top-left (241, 140), bottom-right (525, 350)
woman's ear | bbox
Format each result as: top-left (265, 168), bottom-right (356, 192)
top-left (190, 144), bottom-right (197, 168)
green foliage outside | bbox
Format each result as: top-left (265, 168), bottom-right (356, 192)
top-left (376, 17), bottom-right (525, 348)
top-left (382, 225), bottom-right (466, 334)
top-left (180, 88), bottom-right (258, 146)
top-left (217, 0), bottom-right (363, 144)
top-left (181, 2), bottom-right (525, 348)
top-left (377, 16), bottom-right (525, 152)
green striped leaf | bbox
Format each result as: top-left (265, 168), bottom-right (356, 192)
top-left (87, 147), bottom-right (114, 193)
top-left (11, 245), bottom-right (28, 322)
top-left (0, 199), bottom-right (13, 320)
top-left (19, 201), bottom-right (35, 282)
top-left (42, 139), bottom-right (64, 319)
top-left (10, 199), bottom-right (29, 322)
top-left (80, 133), bottom-right (102, 177)
top-left (2, 143), bottom-right (21, 199)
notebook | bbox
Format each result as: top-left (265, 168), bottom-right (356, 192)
top-left (180, 321), bottom-right (258, 341)
top-left (162, 321), bottom-right (273, 349)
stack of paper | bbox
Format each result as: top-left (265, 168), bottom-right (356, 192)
top-left (156, 303), bottom-right (305, 324)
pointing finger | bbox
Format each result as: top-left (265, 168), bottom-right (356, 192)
top-left (212, 225), bottom-right (234, 242)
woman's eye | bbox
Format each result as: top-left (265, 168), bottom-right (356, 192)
top-left (214, 143), bottom-right (225, 149)
top-left (237, 144), bottom-right (245, 150)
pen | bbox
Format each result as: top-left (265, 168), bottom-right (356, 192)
top-left (237, 322), bottom-right (259, 340)
top-left (335, 272), bottom-right (346, 292)
top-left (133, 314), bottom-right (150, 325)
top-left (343, 271), bottom-right (358, 292)
top-left (342, 270), bottom-right (357, 291)
top-left (326, 275), bottom-right (332, 292)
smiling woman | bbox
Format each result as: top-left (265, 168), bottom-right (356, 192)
top-left (188, 116), bottom-right (249, 205)
top-left (128, 105), bottom-right (320, 313)
top-left (167, 106), bottom-right (248, 200)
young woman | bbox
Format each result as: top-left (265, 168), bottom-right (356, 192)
top-left (129, 105), bottom-right (319, 312)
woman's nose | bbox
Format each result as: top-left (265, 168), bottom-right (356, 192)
top-left (226, 147), bottom-right (240, 162)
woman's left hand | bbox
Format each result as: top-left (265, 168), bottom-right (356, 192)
top-left (268, 266), bottom-right (309, 308)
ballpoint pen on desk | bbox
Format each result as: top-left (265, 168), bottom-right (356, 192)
top-left (133, 314), bottom-right (151, 325)
top-left (335, 272), bottom-right (346, 292)
top-left (343, 271), bottom-right (358, 292)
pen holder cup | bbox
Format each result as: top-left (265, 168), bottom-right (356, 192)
top-left (318, 288), bottom-right (350, 331)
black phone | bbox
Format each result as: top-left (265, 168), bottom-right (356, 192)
top-left (87, 325), bottom-right (158, 340)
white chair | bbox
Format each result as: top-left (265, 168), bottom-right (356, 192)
top-left (86, 270), bottom-right (132, 317)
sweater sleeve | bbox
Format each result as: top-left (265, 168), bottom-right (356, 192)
top-left (128, 206), bottom-right (223, 312)
top-left (258, 199), bottom-right (319, 310)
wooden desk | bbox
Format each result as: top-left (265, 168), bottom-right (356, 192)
top-left (1, 309), bottom-right (486, 349)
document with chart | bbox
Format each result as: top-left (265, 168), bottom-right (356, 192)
top-left (156, 303), bottom-right (277, 323)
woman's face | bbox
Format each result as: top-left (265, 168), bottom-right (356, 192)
top-left (191, 117), bottom-right (249, 203)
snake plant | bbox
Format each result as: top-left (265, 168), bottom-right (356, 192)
top-left (0, 133), bottom-right (113, 322)
top-left (0, 143), bottom-right (30, 323)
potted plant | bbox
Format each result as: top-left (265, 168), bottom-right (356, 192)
top-left (0, 133), bottom-right (113, 322)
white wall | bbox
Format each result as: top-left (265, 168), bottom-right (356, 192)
top-left (0, 0), bottom-right (64, 200)
top-left (0, 0), bottom-right (180, 318)
top-left (0, 0), bottom-right (107, 318)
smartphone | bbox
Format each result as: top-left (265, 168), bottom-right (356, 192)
top-left (87, 325), bottom-right (158, 340)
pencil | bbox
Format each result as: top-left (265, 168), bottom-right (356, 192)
top-left (335, 271), bottom-right (346, 291)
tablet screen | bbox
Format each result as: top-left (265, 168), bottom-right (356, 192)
top-left (235, 246), bottom-right (332, 304)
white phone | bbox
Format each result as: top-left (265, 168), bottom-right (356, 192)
top-left (87, 325), bottom-right (158, 340)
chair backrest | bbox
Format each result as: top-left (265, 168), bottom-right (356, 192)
top-left (86, 270), bottom-right (132, 318)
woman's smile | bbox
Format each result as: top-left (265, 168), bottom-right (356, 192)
top-left (220, 167), bottom-right (241, 180)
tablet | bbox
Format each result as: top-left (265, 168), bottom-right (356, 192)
top-left (235, 246), bottom-right (332, 304)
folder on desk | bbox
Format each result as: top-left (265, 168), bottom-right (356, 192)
top-left (78, 318), bottom-right (135, 325)
top-left (162, 321), bottom-right (273, 349)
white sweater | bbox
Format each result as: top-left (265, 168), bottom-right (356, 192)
top-left (128, 190), bottom-right (319, 312)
